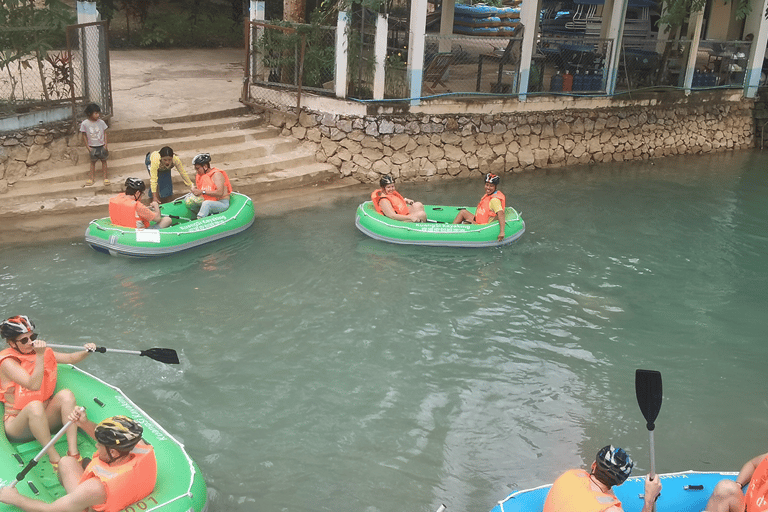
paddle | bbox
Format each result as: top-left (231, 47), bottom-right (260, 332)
top-left (48, 344), bottom-right (179, 365)
top-left (7, 407), bottom-right (84, 488)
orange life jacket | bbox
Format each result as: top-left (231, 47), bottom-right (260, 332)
top-left (109, 193), bottom-right (147, 229)
top-left (196, 167), bottom-right (232, 202)
top-left (371, 189), bottom-right (408, 216)
top-left (543, 469), bottom-right (621, 512)
top-left (475, 190), bottom-right (506, 224)
top-left (746, 456), bottom-right (768, 512)
top-left (0, 347), bottom-right (58, 411)
top-left (80, 442), bottom-right (158, 512)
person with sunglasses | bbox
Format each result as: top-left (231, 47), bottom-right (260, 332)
top-left (452, 173), bottom-right (507, 242)
top-left (0, 315), bottom-right (97, 470)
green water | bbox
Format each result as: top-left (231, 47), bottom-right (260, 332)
top-left (1, 150), bottom-right (767, 512)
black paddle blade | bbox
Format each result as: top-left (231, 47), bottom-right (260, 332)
top-left (635, 369), bottom-right (663, 431)
top-left (139, 348), bottom-right (180, 365)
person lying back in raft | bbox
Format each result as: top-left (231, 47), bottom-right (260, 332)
top-left (371, 175), bottom-right (427, 223)
top-left (190, 153), bottom-right (232, 219)
top-left (705, 451), bottom-right (768, 512)
top-left (0, 315), bottom-right (96, 470)
top-left (109, 178), bottom-right (173, 229)
top-left (453, 173), bottom-right (507, 242)
top-left (0, 410), bottom-right (158, 512)
top-left (543, 444), bottom-right (662, 512)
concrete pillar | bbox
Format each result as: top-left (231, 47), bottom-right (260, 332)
top-left (408, 0), bottom-right (428, 105)
top-left (373, 14), bottom-right (388, 100)
top-left (438, 0), bottom-right (456, 53)
top-left (76, 1), bottom-right (103, 107)
top-left (683, 8), bottom-right (705, 93)
top-left (741, 0), bottom-right (768, 98)
top-left (603, 0), bottom-right (628, 95)
top-left (250, 1), bottom-right (265, 81)
top-left (335, 11), bottom-right (350, 98)
top-left (516, 0), bottom-right (541, 100)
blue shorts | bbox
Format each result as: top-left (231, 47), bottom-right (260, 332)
top-left (145, 152), bottom-right (173, 199)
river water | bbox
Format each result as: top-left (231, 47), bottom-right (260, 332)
top-left (1, 150), bottom-right (767, 512)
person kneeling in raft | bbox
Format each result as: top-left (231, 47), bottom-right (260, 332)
top-left (109, 178), bottom-right (172, 229)
top-left (190, 153), bottom-right (232, 219)
top-left (453, 173), bottom-right (506, 241)
top-left (0, 411), bottom-right (158, 512)
top-left (372, 175), bottom-right (427, 223)
top-left (0, 315), bottom-right (97, 469)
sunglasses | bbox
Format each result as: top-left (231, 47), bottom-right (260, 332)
top-left (15, 333), bottom-right (38, 344)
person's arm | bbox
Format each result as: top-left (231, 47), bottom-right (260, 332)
top-left (174, 156), bottom-right (194, 188)
top-left (206, 172), bottom-right (226, 199)
top-left (0, 477), bottom-right (106, 512)
top-left (102, 121), bottom-right (108, 149)
top-left (496, 208), bottom-right (505, 241)
top-left (80, 130), bottom-right (90, 150)
top-left (380, 198), bottom-right (415, 222)
top-left (0, 344), bottom-right (45, 391)
top-left (639, 473), bottom-right (662, 512)
top-left (148, 153), bottom-right (160, 197)
top-left (735, 453), bottom-right (768, 488)
top-left (53, 343), bottom-right (97, 365)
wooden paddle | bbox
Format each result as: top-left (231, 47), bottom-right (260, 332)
top-left (7, 407), bottom-right (84, 488)
top-left (48, 344), bottom-right (179, 365)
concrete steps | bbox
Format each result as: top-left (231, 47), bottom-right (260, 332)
top-left (1, 108), bottom-right (341, 225)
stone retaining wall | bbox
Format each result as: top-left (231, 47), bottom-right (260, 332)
top-left (269, 100), bottom-right (755, 183)
top-left (0, 122), bottom-right (78, 194)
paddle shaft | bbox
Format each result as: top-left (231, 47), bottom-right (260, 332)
top-left (50, 344), bottom-right (147, 357)
top-left (10, 407), bottom-right (83, 488)
top-left (47, 343), bottom-right (180, 364)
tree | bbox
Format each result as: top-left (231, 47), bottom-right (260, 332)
top-left (284, 0), bottom-right (306, 22)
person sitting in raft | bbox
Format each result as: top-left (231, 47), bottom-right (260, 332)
top-left (452, 173), bottom-right (507, 242)
top-left (109, 178), bottom-right (173, 229)
top-left (145, 146), bottom-right (194, 203)
top-left (190, 153), bottom-right (232, 219)
top-left (371, 175), bottom-right (427, 223)
top-left (705, 451), bottom-right (768, 512)
top-left (543, 444), bottom-right (661, 512)
top-left (0, 410), bottom-right (157, 512)
top-left (0, 315), bottom-right (97, 470)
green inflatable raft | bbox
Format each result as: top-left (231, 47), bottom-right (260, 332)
top-left (355, 201), bottom-right (525, 247)
top-left (85, 192), bottom-right (255, 257)
top-left (0, 364), bottom-right (208, 512)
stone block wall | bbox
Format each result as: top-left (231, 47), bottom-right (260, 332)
top-left (0, 123), bottom-right (79, 194)
top-left (269, 101), bottom-right (755, 183)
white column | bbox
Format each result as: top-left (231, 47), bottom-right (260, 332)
top-left (682, 8), bottom-right (704, 93)
top-left (373, 14), bottom-right (389, 100)
top-left (438, 0), bottom-right (456, 53)
top-left (408, 0), bottom-right (428, 105)
top-left (603, 0), bottom-right (628, 95)
top-left (742, 0), bottom-right (768, 98)
top-left (77, 1), bottom-right (102, 106)
top-left (335, 11), bottom-right (350, 98)
top-left (516, 0), bottom-right (541, 100)
top-left (250, 1), bottom-right (265, 81)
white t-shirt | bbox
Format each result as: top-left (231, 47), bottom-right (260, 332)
top-left (79, 118), bottom-right (108, 146)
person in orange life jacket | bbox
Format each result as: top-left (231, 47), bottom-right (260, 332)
top-left (371, 175), bottom-right (427, 222)
top-left (0, 410), bottom-right (158, 512)
top-left (190, 153), bottom-right (232, 219)
top-left (0, 316), bottom-right (97, 469)
top-left (543, 445), bottom-right (661, 512)
top-left (453, 173), bottom-right (507, 242)
top-left (705, 452), bottom-right (768, 512)
top-left (109, 178), bottom-right (172, 229)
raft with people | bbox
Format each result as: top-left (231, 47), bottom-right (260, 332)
top-left (489, 470), bottom-right (737, 512)
top-left (85, 192), bottom-right (255, 257)
top-left (0, 364), bottom-right (208, 512)
top-left (355, 201), bottom-right (525, 247)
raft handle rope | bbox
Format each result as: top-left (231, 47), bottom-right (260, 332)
top-left (363, 203), bottom-right (519, 234)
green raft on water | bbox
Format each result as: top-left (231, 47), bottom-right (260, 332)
top-left (85, 192), bottom-right (255, 257)
top-left (0, 365), bottom-right (208, 512)
top-left (355, 201), bottom-right (525, 247)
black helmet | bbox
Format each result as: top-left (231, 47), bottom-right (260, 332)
top-left (1, 315), bottom-right (35, 340)
top-left (380, 175), bottom-right (395, 187)
top-left (125, 178), bottom-right (146, 193)
top-left (594, 445), bottom-right (633, 487)
top-left (192, 153), bottom-right (211, 166)
top-left (95, 416), bottom-right (143, 451)
top-left (485, 173), bottom-right (500, 185)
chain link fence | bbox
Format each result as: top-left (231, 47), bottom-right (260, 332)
top-left (0, 21), bottom-right (110, 121)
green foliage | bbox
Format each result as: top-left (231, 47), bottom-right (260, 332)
top-left (658, 0), bottom-right (751, 30)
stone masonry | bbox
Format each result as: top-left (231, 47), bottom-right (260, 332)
top-left (270, 100), bottom-right (755, 183)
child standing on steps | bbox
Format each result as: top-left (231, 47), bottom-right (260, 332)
top-left (79, 103), bottom-right (109, 186)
